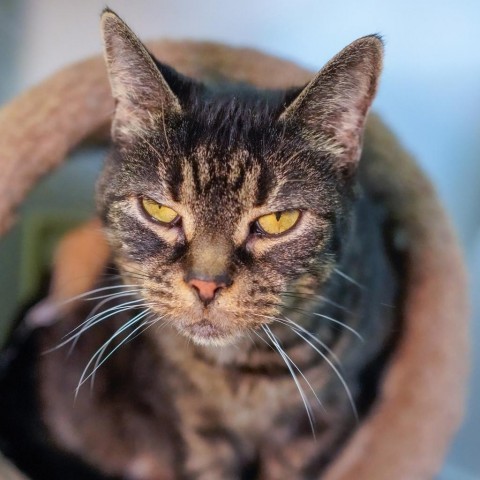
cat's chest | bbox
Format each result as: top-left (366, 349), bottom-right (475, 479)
top-left (161, 333), bottom-right (324, 441)
top-left (182, 364), bottom-right (309, 447)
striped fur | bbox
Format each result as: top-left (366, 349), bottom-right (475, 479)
top-left (38, 10), bottom-right (399, 480)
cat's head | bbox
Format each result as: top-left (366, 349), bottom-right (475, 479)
top-left (97, 10), bottom-right (383, 346)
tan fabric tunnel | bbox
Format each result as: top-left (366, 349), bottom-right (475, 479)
top-left (0, 41), bottom-right (470, 479)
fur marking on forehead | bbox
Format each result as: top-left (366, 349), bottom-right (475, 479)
top-left (178, 146), bottom-right (263, 208)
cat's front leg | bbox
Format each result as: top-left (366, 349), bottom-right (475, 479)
top-left (176, 403), bottom-right (262, 480)
top-left (259, 436), bottom-right (318, 480)
top-left (181, 427), bottom-right (245, 480)
top-left (260, 419), bottom-right (351, 480)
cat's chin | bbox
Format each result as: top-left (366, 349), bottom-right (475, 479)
top-left (179, 319), bottom-right (239, 347)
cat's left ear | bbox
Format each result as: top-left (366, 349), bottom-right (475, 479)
top-left (101, 9), bottom-right (182, 141)
top-left (280, 35), bottom-right (384, 173)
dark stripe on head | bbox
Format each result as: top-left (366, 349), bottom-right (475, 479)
top-left (254, 163), bottom-right (274, 206)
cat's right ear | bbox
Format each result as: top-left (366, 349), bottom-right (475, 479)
top-left (101, 9), bottom-right (182, 142)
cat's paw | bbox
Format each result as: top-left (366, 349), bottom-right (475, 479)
top-left (124, 454), bottom-right (175, 480)
top-left (24, 298), bottom-right (60, 328)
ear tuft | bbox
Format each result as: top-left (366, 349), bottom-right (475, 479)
top-left (281, 35), bottom-right (384, 171)
top-left (100, 9), bottom-right (181, 141)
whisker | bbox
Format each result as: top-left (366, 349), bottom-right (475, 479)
top-left (118, 271), bottom-right (153, 281)
top-left (65, 299), bottom-right (150, 341)
top-left (45, 300), bottom-right (153, 354)
top-left (261, 325), bottom-right (317, 437)
top-left (88, 315), bottom-right (155, 391)
top-left (309, 312), bottom-right (364, 342)
top-left (57, 284), bottom-right (142, 306)
top-left (256, 313), bottom-right (357, 421)
top-left (81, 288), bottom-right (142, 302)
top-left (333, 268), bottom-right (365, 290)
top-left (106, 264), bottom-right (157, 282)
top-left (90, 313), bottom-right (164, 389)
top-left (71, 303), bottom-right (154, 353)
top-left (267, 315), bottom-right (342, 367)
top-left (268, 326), bottom-right (325, 410)
top-left (281, 291), bottom-right (351, 312)
top-left (123, 313), bottom-right (165, 345)
top-left (266, 302), bottom-right (364, 342)
top-left (80, 290), bottom-right (144, 332)
top-left (243, 329), bottom-right (256, 348)
top-left (76, 309), bottom-right (152, 396)
top-left (284, 324), bottom-right (359, 423)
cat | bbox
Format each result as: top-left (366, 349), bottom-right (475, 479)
top-left (19, 8), bottom-right (399, 480)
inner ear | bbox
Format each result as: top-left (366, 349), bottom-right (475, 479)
top-left (280, 35), bottom-right (384, 172)
top-left (101, 9), bottom-right (184, 141)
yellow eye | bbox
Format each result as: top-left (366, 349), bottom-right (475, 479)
top-left (256, 210), bottom-right (300, 235)
top-left (141, 198), bottom-right (179, 224)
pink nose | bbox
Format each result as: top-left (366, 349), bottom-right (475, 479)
top-left (188, 278), bottom-right (227, 305)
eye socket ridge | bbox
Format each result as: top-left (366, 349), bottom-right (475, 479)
top-left (254, 209), bottom-right (301, 237)
top-left (140, 196), bottom-right (180, 226)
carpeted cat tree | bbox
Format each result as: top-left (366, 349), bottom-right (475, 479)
top-left (0, 41), bottom-right (469, 479)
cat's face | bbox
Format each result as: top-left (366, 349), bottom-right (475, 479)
top-left (98, 105), bottom-right (341, 346)
top-left (98, 11), bottom-right (383, 346)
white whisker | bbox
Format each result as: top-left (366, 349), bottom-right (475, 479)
top-left (282, 291), bottom-right (351, 313)
top-left (284, 324), bottom-right (359, 423)
top-left (123, 313), bottom-right (165, 345)
top-left (80, 291), bottom-right (144, 333)
top-left (82, 288), bottom-right (142, 302)
top-left (76, 309), bottom-right (153, 396)
top-left (67, 299), bottom-right (149, 340)
top-left (333, 268), bottom-right (365, 290)
top-left (57, 284), bottom-right (142, 306)
top-left (274, 315), bottom-right (342, 367)
top-left (90, 314), bottom-right (163, 389)
top-left (316, 294), bottom-right (351, 312)
top-left (261, 325), bottom-right (317, 437)
top-left (44, 300), bottom-right (153, 355)
top-left (310, 312), bottom-right (364, 342)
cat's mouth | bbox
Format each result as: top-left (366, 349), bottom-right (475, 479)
top-left (180, 318), bottom-right (236, 346)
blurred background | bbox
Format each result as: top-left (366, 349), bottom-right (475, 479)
top-left (0, 0), bottom-right (478, 478)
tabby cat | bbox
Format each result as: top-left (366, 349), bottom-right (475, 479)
top-left (34, 9), bottom-right (398, 480)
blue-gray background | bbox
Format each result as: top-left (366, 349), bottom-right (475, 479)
top-left (0, 1), bottom-right (478, 478)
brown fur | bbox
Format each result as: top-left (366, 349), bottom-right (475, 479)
top-left (0, 11), bottom-right (468, 480)
top-left (35, 10), bottom-right (398, 479)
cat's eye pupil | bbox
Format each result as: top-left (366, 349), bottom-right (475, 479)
top-left (141, 198), bottom-right (179, 225)
top-left (255, 209), bottom-right (300, 236)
